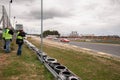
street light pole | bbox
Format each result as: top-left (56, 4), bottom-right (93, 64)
top-left (41, 0), bottom-right (43, 52)
top-left (2, 6), bottom-right (5, 29)
top-left (9, 0), bottom-right (12, 27)
top-left (13, 16), bottom-right (16, 29)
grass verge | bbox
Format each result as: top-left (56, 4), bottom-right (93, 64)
top-left (29, 38), bottom-right (120, 80)
top-left (0, 40), bottom-right (54, 80)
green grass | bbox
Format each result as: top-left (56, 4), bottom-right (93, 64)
top-left (0, 40), bottom-right (54, 80)
top-left (2, 62), bottom-right (22, 77)
top-left (29, 38), bottom-right (120, 80)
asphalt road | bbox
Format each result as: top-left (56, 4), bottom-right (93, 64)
top-left (69, 42), bottom-right (120, 57)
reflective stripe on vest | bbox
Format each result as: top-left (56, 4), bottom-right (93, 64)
top-left (17, 32), bottom-right (23, 39)
top-left (5, 29), bottom-right (12, 39)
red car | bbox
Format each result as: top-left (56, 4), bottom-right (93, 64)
top-left (60, 38), bottom-right (70, 42)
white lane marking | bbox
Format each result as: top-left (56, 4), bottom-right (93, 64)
top-left (82, 48), bottom-right (92, 51)
top-left (97, 52), bottom-right (108, 55)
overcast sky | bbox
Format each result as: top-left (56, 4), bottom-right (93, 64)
top-left (0, 0), bottom-right (120, 35)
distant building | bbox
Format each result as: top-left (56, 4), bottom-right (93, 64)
top-left (69, 31), bottom-right (79, 37)
top-left (80, 34), bottom-right (95, 36)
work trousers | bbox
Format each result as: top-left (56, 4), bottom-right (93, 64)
top-left (5, 39), bottom-right (11, 53)
top-left (3, 38), bottom-right (6, 49)
top-left (17, 44), bottom-right (23, 56)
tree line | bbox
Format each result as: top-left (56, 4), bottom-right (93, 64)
top-left (41, 30), bottom-right (60, 37)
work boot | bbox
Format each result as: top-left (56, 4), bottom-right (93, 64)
top-left (5, 50), bottom-right (10, 53)
top-left (17, 51), bottom-right (21, 56)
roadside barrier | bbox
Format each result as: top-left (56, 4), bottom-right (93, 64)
top-left (54, 65), bottom-right (67, 74)
top-left (49, 62), bottom-right (61, 69)
top-left (59, 70), bottom-right (73, 80)
top-left (24, 40), bottom-right (81, 80)
top-left (45, 57), bottom-right (57, 63)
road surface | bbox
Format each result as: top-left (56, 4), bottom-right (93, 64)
top-left (69, 42), bottom-right (120, 57)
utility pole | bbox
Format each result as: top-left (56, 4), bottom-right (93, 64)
top-left (40, 0), bottom-right (43, 52)
top-left (2, 6), bottom-right (5, 29)
top-left (13, 16), bottom-right (16, 29)
top-left (9, 0), bottom-right (12, 27)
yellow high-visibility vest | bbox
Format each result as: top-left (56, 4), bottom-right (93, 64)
top-left (17, 32), bottom-right (23, 39)
top-left (5, 29), bottom-right (12, 40)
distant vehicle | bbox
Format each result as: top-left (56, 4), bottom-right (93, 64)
top-left (15, 24), bottom-right (23, 30)
top-left (54, 38), bottom-right (58, 40)
top-left (60, 38), bottom-right (70, 42)
top-left (46, 36), bottom-right (52, 39)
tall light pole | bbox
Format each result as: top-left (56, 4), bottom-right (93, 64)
top-left (2, 6), bottom-right (5, 29)
top-left (13, 16), bottom-right (16, 29)
top-left (40, 0), bottom-right (43, 52)
top-left (9, 0), bottom-right (12, 27)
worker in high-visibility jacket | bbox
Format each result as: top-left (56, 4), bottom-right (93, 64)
top-left (2, 28), bottom-right (7, 49)
top-left (16, 30), bottom-right (26, 55)
top-left (4, 28), bottom-right (13, 53)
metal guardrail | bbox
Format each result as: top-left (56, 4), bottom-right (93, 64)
top-left (24, 40), bottom-right (81, 80)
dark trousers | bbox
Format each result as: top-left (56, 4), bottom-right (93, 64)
top-left (17, 44), bottom-right (23, 55)
top-left (5, 39), bottom-right (11, 53)
top-left (3, 39), bottom-right (6, 49)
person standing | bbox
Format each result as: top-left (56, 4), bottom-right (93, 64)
top-left (4, 27), bottom-right (14, 53)
top-left (2, 28), bottom-right (7, 49)
top-left (16, 30), bottom-right (26, 56)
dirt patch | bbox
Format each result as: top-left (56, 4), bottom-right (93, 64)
top-left (0, 54), bottom-right (10, 66)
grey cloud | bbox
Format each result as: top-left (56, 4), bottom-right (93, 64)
top-left (29, 9), bottom-right (72, 20)
top-left (0, 0), bottom-right (35, 4)
top-left (43, 9), bottom-right (71, 19)
top-left (13, 0), bottom-right (35, 3)
top-left (110, 0), bottom-right (120, 5)
top-left (14, 0), bottom-right (35, 4)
